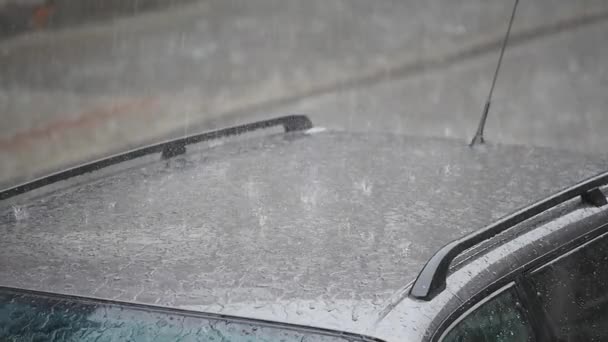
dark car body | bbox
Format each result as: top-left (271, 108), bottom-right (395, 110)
top-left (1, 118), bottom-right (607, 341)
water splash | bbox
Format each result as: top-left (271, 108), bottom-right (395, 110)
top-left (12, 205), bottom-right (29, 221)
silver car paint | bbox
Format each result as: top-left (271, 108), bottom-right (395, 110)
top-left (1, 130), bottom-right (607, 339)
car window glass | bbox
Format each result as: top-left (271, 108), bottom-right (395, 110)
top-left (442, 287), bottom-right (534, 342)
top-left (0, 288), bottom-right (371, 342)
top-left (526, 232), bottom-right (608, 341)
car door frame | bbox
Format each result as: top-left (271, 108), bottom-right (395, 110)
top-left (431, 213), bottom-right (608, 342)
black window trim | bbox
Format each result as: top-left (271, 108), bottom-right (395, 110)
top-left (522, 222), bottom-right (608, 279)
top-left (514, 276), bottom-right (555, 342)
top-left (527, 228), bottom-right (608, 277)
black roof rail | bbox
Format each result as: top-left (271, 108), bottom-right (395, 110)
top-left (409, 170), bottom-right (608, 301)
top-left (0, 115), bottom-right (313, 201)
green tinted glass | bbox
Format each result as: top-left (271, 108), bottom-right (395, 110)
top-left (528, 233), bottom-right (608, 341)
top-left (442, 288), bottom-right (534, 342)
top-left (0, 288), bottom-right (374, 342)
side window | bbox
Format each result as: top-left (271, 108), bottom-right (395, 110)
top-left (525, 232), bottom-right (608, 341)
top-left (442, 287), bottom-right (534, 342)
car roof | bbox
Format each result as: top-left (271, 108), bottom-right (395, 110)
top-left (1, 129), bottom-right (607, 332)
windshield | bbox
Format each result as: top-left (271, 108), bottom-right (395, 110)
top-left (1, 0), bottom-right (608, 340)
top-left (0, 287), bottom-right (377, 342)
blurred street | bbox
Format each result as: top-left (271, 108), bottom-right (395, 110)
top-left (1, 0), bottom-right (608, 185)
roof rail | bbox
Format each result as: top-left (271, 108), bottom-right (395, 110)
top-left (0, 115), bottom-right (313, 201)
top-left (409, 170), bottom-right (608, 301)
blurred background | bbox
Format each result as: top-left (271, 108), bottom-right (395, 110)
top-left (1, 0), bottom-right (607, 186)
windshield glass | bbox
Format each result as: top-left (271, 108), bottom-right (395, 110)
top-left (0, 287), bottom-right (377, 342)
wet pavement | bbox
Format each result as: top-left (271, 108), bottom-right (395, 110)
top-left (0, 0), bottom-right (192, 39)
top-left (1, 0), bottom-right (608, 185)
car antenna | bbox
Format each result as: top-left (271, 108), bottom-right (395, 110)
top-left (470, 0), bottom-right (520, 146)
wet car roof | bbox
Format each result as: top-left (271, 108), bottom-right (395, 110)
top-left (1, 130), bottom-right (607, 331)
